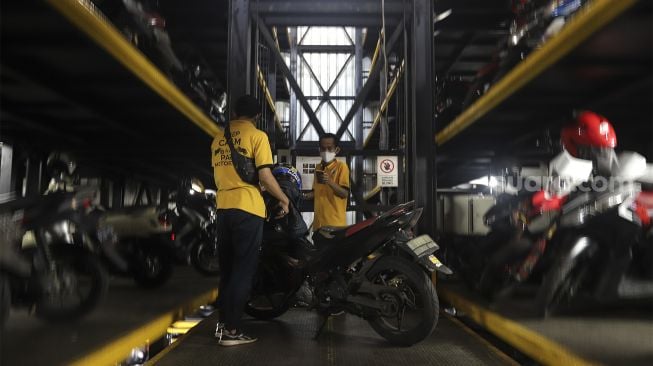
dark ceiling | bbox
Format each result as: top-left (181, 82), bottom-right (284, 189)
top-left (0, 0), bottom-right (651, 190)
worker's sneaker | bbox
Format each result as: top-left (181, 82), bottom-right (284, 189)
top-left (214, 322), bottom-right (225, 338)
top-left (218, 330), bottom-right (258, 346)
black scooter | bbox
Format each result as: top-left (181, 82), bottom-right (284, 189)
top-left (166, 184), bottom-right (220, 276)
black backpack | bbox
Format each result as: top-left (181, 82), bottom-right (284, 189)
top-left (224, 124), bottom-right (259, 185)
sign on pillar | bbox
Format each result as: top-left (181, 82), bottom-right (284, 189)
top-left (377, 156), bottom-right (398, 187)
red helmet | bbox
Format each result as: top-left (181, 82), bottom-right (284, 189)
top-left (560, 111), bottom-right (617, 157)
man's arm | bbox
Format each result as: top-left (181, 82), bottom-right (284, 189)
top-left (259, 167), bottom-right (290, 217)
top-left (328, 162), bottom-right (350, 199)
top-left (326, 180), bottom-right (349, 199)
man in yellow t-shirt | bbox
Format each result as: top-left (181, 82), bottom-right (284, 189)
top-left (211, 95), bottom-right (289, 346)
top-left (303, 133), bottom-right (350, 230)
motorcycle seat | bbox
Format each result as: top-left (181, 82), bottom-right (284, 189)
top-left (313, 226), bottom-right (348, 247)
top-left (316, 226), bottom-right (348, 237)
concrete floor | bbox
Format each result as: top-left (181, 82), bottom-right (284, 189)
top-left (154, 308), bottom-right (513, 366)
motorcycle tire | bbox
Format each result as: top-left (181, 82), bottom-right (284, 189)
top-left (244, 296), bottom-right (290, 320)
top-left (244, 264), bottom-right (292, 320)
top-left (190, 240), bottom-right (220, 277)
top-left (0, 272), bottom-right (10, 327)
top-left (477, 265), bottom-right (516, 302)
top-left (536, 254), bottom-right (588, 317)
top-left (366, 255), bottom-right (439, 346)
top-left (35, 245), bottom-right (108, 322)
top-left (132, 243), bottom-right (174, 289)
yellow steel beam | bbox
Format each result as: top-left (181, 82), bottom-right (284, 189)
top-left (45, 0), bottom-right (221, 137)
top-left (363, 60), bottom-right (405, 148)
top-left (363, 185), bottom-right (381, 201)
top-left (170, 320), bottom-right (200, 329)
top-left (69, 289), bottom-right (217, 366)
top-left (272, 26), bottom-right (282, 52)
top-left (256, 64), bottom-right (285, 132)
top-left (435, 0), bottom-right (638, 145)
top-left (166, 327), bottom-right (190, 335)
top-left (370, 30), bottom-right (383, 73)
top-left (439, 287), bottom-right (598, 366)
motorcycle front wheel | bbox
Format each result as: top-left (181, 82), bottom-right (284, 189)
top-left (536, 254), bottom-right (589, 317)
top-left (190, 240), bottom-right (220, 276)
top-left (366, 255), bottom-right (439, 346)
top-left (35, 245), bottom-right (108, 322)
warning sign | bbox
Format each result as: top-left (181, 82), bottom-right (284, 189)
top-left (377, 156), bottom-right (398, 187)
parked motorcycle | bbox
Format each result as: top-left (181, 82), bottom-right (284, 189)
top-left (93, 0), bottom-right (227, 124)
top-left (460, 0), bottom-right (586, 110)
top-left (244, 165), bottom-right (451, 346)
top-left (167, 178), bottom-right (220, 276)
top-left (94, 205), bottom-right (175, 288)
top-left (43, 152), bottom-right (175, 289)
top-left (452, 150), bottom-right (592, 301)
top-left (0, 189), bottom-right (109, 326)
top-left (537, 154), bottom-right (653, 316)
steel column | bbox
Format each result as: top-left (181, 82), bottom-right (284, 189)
top-left (100, 178), bottom-right (111, 208)
top-left (23, 157), bottom-right (42, 197)
top-left (409, 0), bottom-right (436, 235)
top-left (227, 0), bottom-right (252, 111)
top-left (267, 46), bottom-right (278, 147)
top-left (112, 179), bottom-right (125, 208)
top-left (354, 27), bottom-right (364, 221)
top-left (0, 143), bottom-right (14, 194)
top-left (289, 27), bottom-right (298, 148)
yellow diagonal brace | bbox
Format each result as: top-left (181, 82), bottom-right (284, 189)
top-left (45, 0), bottom-right (221, 137)
top-left (256, 64), bottom-right (285, 132)
top-left (364, 60), bottom-right (405, 148)
top-left (435, 0), bottom-right (638, 145)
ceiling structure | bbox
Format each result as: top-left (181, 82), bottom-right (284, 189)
top-left (1, 0), bottom-right (650, 189)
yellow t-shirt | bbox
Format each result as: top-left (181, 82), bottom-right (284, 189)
top-left (211, 119), bottom-right (273, 218)
top-left (312, 159), bottom-right (350, 229)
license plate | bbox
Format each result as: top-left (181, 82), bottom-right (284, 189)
top-left (405, 235), bottom-right (439, 257)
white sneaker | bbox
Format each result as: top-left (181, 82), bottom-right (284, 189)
top-left (214, 322), bottom-right (225, 338)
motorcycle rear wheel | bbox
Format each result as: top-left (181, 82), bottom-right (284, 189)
top-left (244, 263), bottom-right (293, 320)
top-left (35, 246), bottom-right (108, 322)
top-left (366, 256), bottom-right (439, 346)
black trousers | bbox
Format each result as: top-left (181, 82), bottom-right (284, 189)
top-left (216, 209), bottom-right (263, 331)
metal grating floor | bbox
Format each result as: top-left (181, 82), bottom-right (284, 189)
top-left (154, 308), bottom-right (512, 366)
